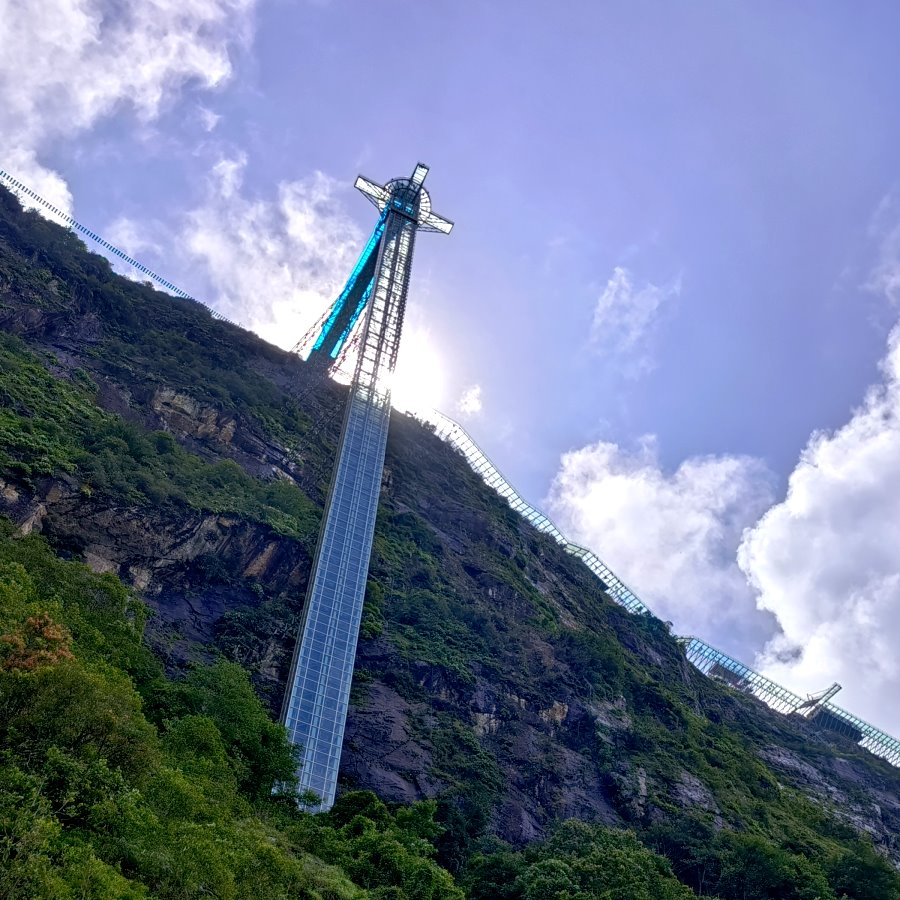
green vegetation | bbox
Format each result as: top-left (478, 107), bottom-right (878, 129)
top-left (6, 523), bottom-right (862, 900)
top-left (0, 331), bottom-right (318, 539)
top-left (646, 813), bottom-right (900, 900)
top-left (467, 821), bottom-right (695, 900)
top-left (1, 185), bottom-right (899, 898)
top-left (0, 185), bottom-right (321, 448)
top-left (0, 523), bottom-right (458, 898)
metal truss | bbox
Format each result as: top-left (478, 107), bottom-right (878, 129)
top-left (680, 637), bottom-right (809, 713)
top-left (817, 703), bottom-right (900, 765)
top-left (302, 165), bottom-right (455, 373)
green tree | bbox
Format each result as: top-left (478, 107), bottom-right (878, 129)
top-left (174, 660), bottom-right (299, 800)
top-left (517, 821), bottom-right (696, 900)
top-left (825, 838), bottom-right (900, 900)
top-left (716, 832), bottom-right (834, 900)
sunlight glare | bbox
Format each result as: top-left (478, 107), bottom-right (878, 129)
top-left (390, 325), bottom-right (446, 414)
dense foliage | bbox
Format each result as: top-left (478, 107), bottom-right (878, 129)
top-left (0, 525), bottom-right (725, 899)
top-left (0, 523), bottom-right (461, 898)
top-left (1, 186), bottom-right (899, 898)
top-left (0, 331), bottom-right (319, 539)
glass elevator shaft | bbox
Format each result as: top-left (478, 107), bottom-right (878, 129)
top-left (281, 164), bottom-right (451, 810)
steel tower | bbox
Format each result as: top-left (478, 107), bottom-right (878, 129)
top-left (281, 163), bottom-right (452, 810)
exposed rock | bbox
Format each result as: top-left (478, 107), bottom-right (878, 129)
top-left (152, 387), bottom-right (236, 444)
top-left (674, 771), bottom-right (719, 815)
top-left (610, 765), bottom-right (650, 822)
top-left (474, 712), bottom-right (501, 736)
top-left (589, 696), bottom-right (632, 733)
top-left (759, 744), bottom-right (826, 784)
top-left (539, 701), bottom-right (569, 726)
top-left (342, 682), bottom-right (435, 803)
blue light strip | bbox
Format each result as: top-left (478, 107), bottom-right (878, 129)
top-left (330, 280), bottom-right (374, 359)
top-left (311, 210), bottom-right (386, 353)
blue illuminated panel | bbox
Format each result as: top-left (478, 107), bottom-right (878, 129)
top-left (331, 281), bottom-right (374, 359)
top-left (311, 212), bottom-right (386, 359)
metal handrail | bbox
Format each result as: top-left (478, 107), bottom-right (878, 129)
top-left (423, 408), bottom-right (900, 767)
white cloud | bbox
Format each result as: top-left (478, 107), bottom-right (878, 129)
top-left (738, 324), bottom-right (900, 733)
top-left (546, 437), bottom-right (777, 652)
top-left (2, 149), bottom-right (73, 219)
top-left (198, 106), bottom-right (223, 133)
top-left (736, 202), bottom-right (900, 735)
top-left (178, 155), bottom-right (364, 347)
top-left (107, 216), bottom-right (165, 258)
top-left (0, 0), bottom-right (254, 213)
top-left (104, 215), bottom-right (169, 283)
top-left (458, 384), bottom-right (483, 416)
top-left (590, 266), bottom-right (680, 375)
top-left (548, 200), bottom-right (900, 739)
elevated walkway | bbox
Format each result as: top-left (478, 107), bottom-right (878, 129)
top-left (424, 409), bottom-right (900, 768)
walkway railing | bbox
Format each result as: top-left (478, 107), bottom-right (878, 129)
top-left (427, 411), bottom-right (651, 615)
top-left (424, 409), bottom-right (900, 768)
top-left (0, 170), bottom-right (239, 328)
top-left (680, 636), bottom-right (808, 714)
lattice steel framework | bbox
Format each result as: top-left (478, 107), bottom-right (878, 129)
top-left (280, 164), bottom-right (452, 810)
top-left (681, 637), bottom-right (810, 713)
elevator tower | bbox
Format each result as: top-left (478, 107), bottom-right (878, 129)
top-left (281, 164), bottom-right (452, 810)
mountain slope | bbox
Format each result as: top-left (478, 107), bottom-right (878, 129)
top-left (0, 185), bottom-right (898, 898)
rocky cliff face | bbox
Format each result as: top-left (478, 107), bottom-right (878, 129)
top-left (1, 189), bottom-right (898, 869)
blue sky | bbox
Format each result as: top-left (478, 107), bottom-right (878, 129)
top-left (5, 0), bottom-right (900, 733)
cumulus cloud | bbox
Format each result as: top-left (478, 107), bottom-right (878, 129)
top-left (738, 323), bottom-right (900, 733)
top-left (736, 201), bottom-right (900, 735)
top-left (104, 215), bottom-right (169, 283)
top-left (590, 266), bottom-right (680, 375)
top-left (178, 155), bottom-right (364, 347)
top-left (458, 384), bottom-right (483, 416)
top-left (107, 216), bottom-right (165, 259)
top-left (547, 437), bottom-right (777, 652)
top-left (548, 200), bottom-right (900, 737)
top-left (0, 0), bottom-right (254, 212)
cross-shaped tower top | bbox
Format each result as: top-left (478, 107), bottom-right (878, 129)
top-left (355, 162), bottom-right (454, 234)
